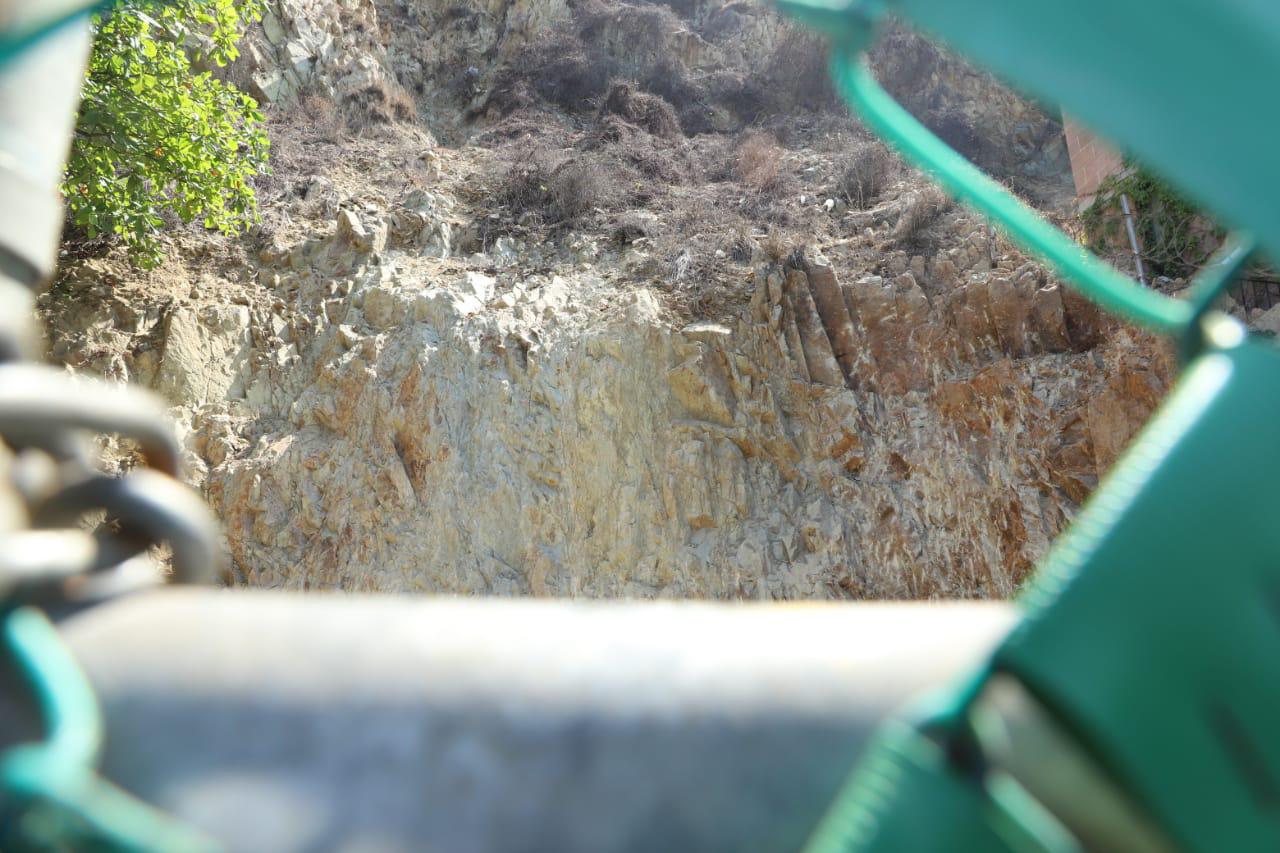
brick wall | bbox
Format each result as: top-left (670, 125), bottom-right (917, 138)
top-left (1062, 116), bottom-right (1124, 202)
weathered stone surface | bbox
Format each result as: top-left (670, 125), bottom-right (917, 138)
top-left (1254, 303), bottom-right (1280, 336)
top-left (154, 306), bottom-right (252, 408)
top-left (37, 0), bottom-right (1186, 602)
top-left (784, 269), bottom-right (844, 387)
top-left (802, 252), bottom-right (861, 383)
top-left (158, 230), bottom-right (1166, 599)
top-left (249, 69), bottom-right (292, 105)
top-left (47, 190), bottom-right (1184, 602)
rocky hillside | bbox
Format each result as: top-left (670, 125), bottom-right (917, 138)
top-left (43, 0), bottom-right (1179, 598)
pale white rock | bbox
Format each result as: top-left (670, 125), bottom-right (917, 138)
top-left (154, 306), bottom-right (252, 408)
top-left (261, 10), bottom-right (286, 46)
top-left (249, 69), bottom-right (292, 104)
top-left (167, 239), bottom-right (1167, 601)
top-left (492, 237), bottom-right (520, 267)
top-left (681, 322), bottom-right (733, 346)
top-left (362, 286), bottom-right (404, 330)
top-left (335, 209), bottom-right (388, 255)
top-left (461, 272), bottom-right (496, 302)
top-left (1253, 303), bottom-right (1280, 336)
top-left (284, 41), bottom-right (314, 79)
top-left (337, 324), bottom-right (363, 350)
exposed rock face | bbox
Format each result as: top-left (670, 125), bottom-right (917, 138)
top-left (45, 180), bottom-right (1153, 600)
top-left (869, 27), bottom-right (1071, 186)
top-left (44, 170), bottom-right (1174, 600)
top-left (42, 0), bottom-right (1167, 600)
top-left (233, 0), bottom-right (577, 118)
top-left (200, 223), bottom-right (1164, 598)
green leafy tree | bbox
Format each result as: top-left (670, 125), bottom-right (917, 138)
top-left (65, 0), bottom-right (270, 266)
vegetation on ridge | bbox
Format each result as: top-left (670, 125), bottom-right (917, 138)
top-left (65, 0), bottom-right (269, 267)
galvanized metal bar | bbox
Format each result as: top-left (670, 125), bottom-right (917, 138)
top-left (0, 0), bottom-right (91, 361)
top-left (45, 592), bottom-right (1014, 852)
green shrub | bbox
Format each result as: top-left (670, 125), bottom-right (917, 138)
top-left (1082, 164), bottom-right (1223, 278)
top-left (64, 0), bottom-right (270, 266)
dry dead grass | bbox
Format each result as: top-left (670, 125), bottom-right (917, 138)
top-left (576, 0), bottom-right (682, 45)
top-left (838, 143), bottom-right (896, 209)
top-left (491, 147), bottom-right (622, 227)
top-left (476, 0), bottom-right (777, 135)
top-left (484, 32), bottom-right (615, 116)
top-left (599, 82), bottom-right (681, 140)
top-left (495, 155), bottom-right (553, 215)
top-left (341, 78), bottom-right (417, 131)
top-left (759, 229), bottom-right (790, 263)
top-left (289, 77), bottom-right (417, 143)
top-left (296, 91), bottom-right (344, 143)
top-left (735, 131), bottom-right (789, 196)
top-left (890, 185), bottom-right (953, 248)
top-left (550, 158), bottom-right (617, 221)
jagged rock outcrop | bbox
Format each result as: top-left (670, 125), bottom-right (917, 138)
top-left (192, 211), bottom-right (1167, 598)
top-left (234, 0), bottom-right (578, 118)
top-left (42, 182), bottom-right (1163, 600)
top-left (42, 0), bottom-right (1164, 600)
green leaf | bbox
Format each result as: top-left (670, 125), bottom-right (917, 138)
top-left (64, 0), bottom-right (269, 266)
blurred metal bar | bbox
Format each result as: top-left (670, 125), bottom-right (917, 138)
top-left (48, 591), bottom-right (1014, 852)
top-left (0, 0), bottom-right (90, 362)
top-left (0, 0), bottom-right (86, 284)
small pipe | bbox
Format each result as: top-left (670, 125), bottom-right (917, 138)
top-left (1119, 193), bottom-right (1149, 286)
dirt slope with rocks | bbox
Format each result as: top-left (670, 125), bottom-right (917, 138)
top-left (42, 0), bottom-right (1187, 598)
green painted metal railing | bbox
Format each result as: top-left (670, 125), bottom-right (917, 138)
top-left (0, 1), bottom-right (112, 68)
top-left (1, 607), bottom-right (216, 850)
top-left (778, 0), bottom-right (1280, 850)
top-left (4, 0), bottom-right (1280, 849)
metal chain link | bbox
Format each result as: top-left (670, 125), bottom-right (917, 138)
top-left (0, 2), bottom-right (223, 847)
top-left (0, 273), bottom-right (221, 848)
